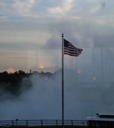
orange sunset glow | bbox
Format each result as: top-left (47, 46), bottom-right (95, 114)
top-left (92, 76), bottom-right (96, 81)
top-left (38, 63), bottom-right (45, 69)
top-left (7, 68), bottom-right (15, 74)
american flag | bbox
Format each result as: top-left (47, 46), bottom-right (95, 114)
top-left (64, 39), bottom-right (83, 56)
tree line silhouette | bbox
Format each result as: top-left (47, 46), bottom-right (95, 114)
top-left (0, 70), bottom-right (53, 99)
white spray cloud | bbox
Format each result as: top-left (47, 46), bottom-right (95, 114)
top-left (0, 70), bottom-right (114, 120)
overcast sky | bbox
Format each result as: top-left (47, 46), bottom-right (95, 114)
top-left (0, 0), bottom-right (114, 75)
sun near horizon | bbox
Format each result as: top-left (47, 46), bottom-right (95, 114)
top-left (7, 68), bottom-right (15, 74)
top-left (38, 63), bottom-right (45, 69)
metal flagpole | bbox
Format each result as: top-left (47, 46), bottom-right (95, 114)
top-left (62, 34), bottom-right (64, 128)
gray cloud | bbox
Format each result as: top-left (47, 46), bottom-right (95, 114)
top-left (42, 35), bottom-right (60, 49)
top-left (13, 0), bottom-right (37, 16)
top-left (94, 35), bottom-right (114, 48)
top-left (48, 0), bottom-right (74, 16)
top-left (0, 42), bottom-right (39, 50)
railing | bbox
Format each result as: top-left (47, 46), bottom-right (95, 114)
top-left (0, 120), bottom-right (87, 127)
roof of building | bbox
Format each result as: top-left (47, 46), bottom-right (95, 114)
top-left (87, 113), bottom-right (114, 122)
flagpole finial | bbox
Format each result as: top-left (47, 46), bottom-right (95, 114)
top-left (62, 33), bottom-right (64, 38)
